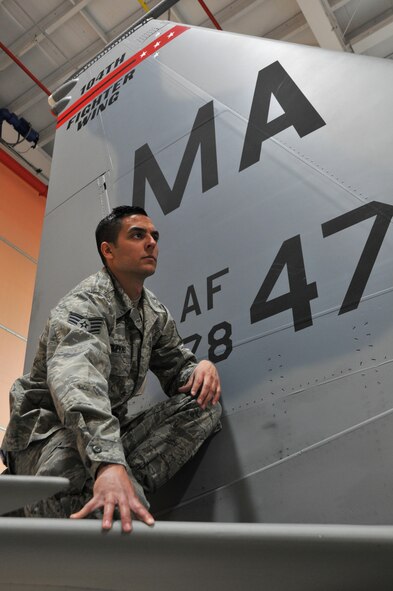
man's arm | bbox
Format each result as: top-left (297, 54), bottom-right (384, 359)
top-left (46, 306), bottom-right (124, 476)
top-left (149, 304), bottom-right (221, 407)
top-left (46, 294), bottom-right (153, 531)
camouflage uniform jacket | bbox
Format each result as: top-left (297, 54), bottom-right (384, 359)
top-left (2, 268), bottom-right (197, 478)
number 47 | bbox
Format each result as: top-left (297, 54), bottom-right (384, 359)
top-left (250, 201), bottom-right (393, 331)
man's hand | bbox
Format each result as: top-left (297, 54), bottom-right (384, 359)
top-left (178, 360), bottom-right (221, 410)
top-left (70, 464), bottom-right (155, 532)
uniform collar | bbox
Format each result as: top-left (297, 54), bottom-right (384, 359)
top-left (103, 268), bottom-right (139, 318)
top-left (102, 267), bottom-right (159, 333)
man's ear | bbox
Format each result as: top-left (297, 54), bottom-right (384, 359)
top-left (100, 241), bottom-right (113, 262)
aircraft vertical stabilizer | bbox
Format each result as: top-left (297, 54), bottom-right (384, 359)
top-left (26, 18), bottom-right (393, 524)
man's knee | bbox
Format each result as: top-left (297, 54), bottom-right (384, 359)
top-left (177, 395), bottom-right (222, 436)
top-left (210, 401), bottom-right (222, 424)
top-left (175, 397), bottom-right (222, 444)
top-left (203, 400), bottom-right (222, 437)
top-left (9, 430), bottom-right (89, 493)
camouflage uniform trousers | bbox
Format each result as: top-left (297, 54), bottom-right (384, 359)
top-left (6, 393), bottom-right (222, 518)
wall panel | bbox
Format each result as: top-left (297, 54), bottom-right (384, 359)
top-left (0, 162), bottom-right (45, 260)
top-left (0, 328), bottom-right (26, 425)
top-left (0, 241), bottom-right (36, 337)
top-left (0, 432), bottom-right (4, 472)
top-left (0, 157), bottom-right (45, 474)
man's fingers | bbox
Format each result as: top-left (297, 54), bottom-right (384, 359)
top-left (118, 499), bottom-right (132, 533)
top-left (180, 361), bottom-right (221, 406)
top-left (196, 376), bottom-right (216, 408)
top-left (196, 386), bottom-right (211, 408)
top-left (70, 496), bottom-right (154, 532)
top-left (70, 497), bottom-right (101, 519)
top-left (212, 383), bottom-right (221, 405)
top-left (69, 464), bottom-right (156, 534)
top-left (178, 374), bottom-right (194, 393)
top-left (102, 499), bottom-right (116, 530)
top-left (189, 374), bottom-right (204, 397)
top-left (70, 498), bottom-right (98, 520)
top-left (132, 502), bottom-right (155, 526)
top-left (206, 377), bottom-right (221, 406)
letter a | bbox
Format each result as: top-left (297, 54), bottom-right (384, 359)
top-left (240, 61), bottom-right (326, 171)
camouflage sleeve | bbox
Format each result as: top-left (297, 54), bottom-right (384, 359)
top-left (149, 305), bottom-right (197, 397)
top-left (45, 292), bottom-right (127, 478)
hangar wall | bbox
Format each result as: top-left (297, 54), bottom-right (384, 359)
top-left (0, 160), bottom-right (45, 470)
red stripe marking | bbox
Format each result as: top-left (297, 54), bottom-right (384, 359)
top-left (57, 25), bottom-right (190, 129)
top-left (0, 147), bottom-right (48, 197)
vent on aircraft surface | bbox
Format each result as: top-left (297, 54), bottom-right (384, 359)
top-left (48, 78), bottom-right (79, 115)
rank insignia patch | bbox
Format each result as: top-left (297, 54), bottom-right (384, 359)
top-left (68, 312), bottom-right (104, 334)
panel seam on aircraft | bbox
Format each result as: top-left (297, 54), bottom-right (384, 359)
top-left (273, 139), bottom-right (372, 205)
top-left (125, 56), bottom-right (374, 220)
top-left (230, 284), bottom-right (393, 350)
top-left (282, 358), bottom-right (393, 400)
top-left (147, 50), bottom-right (374, 210)
top-left (222, 356), bottom-right (393, 418)
top-left (158, 406), bottom-right (393, 513)
top-left (45, 171), bottom-right (110, 217)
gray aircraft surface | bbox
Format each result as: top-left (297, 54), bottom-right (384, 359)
top-left (2, 5), bottom-right (393, 590)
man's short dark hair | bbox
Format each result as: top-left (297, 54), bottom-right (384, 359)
top-left (95, 205), bottom-right (148, 265)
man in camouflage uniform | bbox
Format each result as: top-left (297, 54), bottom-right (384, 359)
top-left (1, 205), bottom-right (222, 532)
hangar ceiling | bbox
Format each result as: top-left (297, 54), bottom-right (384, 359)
top-left (0, 0), bottom-right (392, 185)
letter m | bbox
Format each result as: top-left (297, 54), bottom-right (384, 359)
top-left (132, 101), bottom-right (218, 215)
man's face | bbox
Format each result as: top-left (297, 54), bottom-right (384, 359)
top-left (103, 214), bottom-right (159, 279)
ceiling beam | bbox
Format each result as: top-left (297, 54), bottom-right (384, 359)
top-left (76, 5), bottom-right (110, 43)
top-left (329, 0), bottom-right (352, 11)
top-left (198, 0), bottom-right (258, 29)
top-left (0, 0), bottom-right (34, 33)
top-left (0, 0), bottom-right (95, 71)
top-left (5, 0), bottom-right (178, 117)
top-left (168, 4), bottom-right (188, 23)
top-left (264, 12), bottom-right (308, 42)
top-left (4, 0), bottom-right (154, 116)
top-left (5, 37), bottom-right (106, 114)
top-left (296, 0), bottom-right (348, 50)
top-left (348, 9), bottom-right (393, 54)
top-left (44, 0), bottom-right (93, 34)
